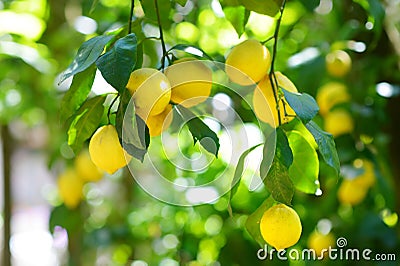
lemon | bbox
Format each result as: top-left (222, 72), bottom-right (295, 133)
top-left (146, 104), bottom-right (173, 137)
top-left (324, 109), bottom-right (354, 137)
top-left (89, 125), bottom-right (132, 174)
top-left (75, 149), bottom-right (103, 182)
top-left (253, 72), bottom-right (297, 127)
top-left (308, 231), bottom-right (335, 258)
top-left (126, 68), bottom-right (171, 119)
top-left (165, 58), bottom-right (213, 108)
top-left (326, 50), bottom-right (352, 77)
top-left (353, 160), bottom-right (375, 188)
top-left (57, 168), bottom-right (84, 209)
top-left (337, 179), bottom-right (367, 205)
top-left (316, 82), bottom-right (350, 116)
top-left (225, 39), bottom-right (271, 85)
top-left (259, 204), bottom-right (302, 250)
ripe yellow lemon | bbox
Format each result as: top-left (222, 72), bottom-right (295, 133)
top-left (146, 104), bottom-right (173, 137)
top-left (225, 39), bottom-right (271, 86)
top-left (326, 50), bottom-right (352, 77)
top-left (316, 82), bottom-right (350, 116)
top-left (75, 149), bottom-right (104, 182)
top-left (57, 168), bottom-right (84, 209)
top-left (353, 160), bottom-right (376, 188)
top-left (165, 58), bottom-right (213, 108)
top-left (253, 72), bottom-right (297, 127)
top-left (259, 204), bottom-right (302, 250)
top-left (337, 179), bottom-right (367, 205)
top-left (126, 68), bottom-right (171, 119)
top-left (89, 125), bottom-right (132, 174)
top-left (324, 109), bottom-right (354, 137)
top-left (308, 231), bottom-right (335, 258)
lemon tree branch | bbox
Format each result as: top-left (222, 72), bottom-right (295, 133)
top-left (154, 0), bottom-right (168, 70)
top-left (128, 0), bottom-right (135, 34)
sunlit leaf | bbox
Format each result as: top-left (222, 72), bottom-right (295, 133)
top-left (239, 0), bottom-right (283, 17)
top-left (175, 105), bottom-right (220, 157)
top-left (96, 33), bottom-right (137, 92)
top-left (264, 157), bottom-right (294, 205)
top-left (140, 0), bottom-right (172, 29)
top-left (60, 65), bottom-right (96, 123)
top-left (67, 95), bottom-right (106, 154)
top-left (59, 35), bottom-right (113, 84)
top-left (223, 6), bottom-right (250, 37)
top-left (174, 0), bottom-right (188, 6)
top-left (282, 88), bottom-right (319, 123)
top-left (306, 121), bottom-right (340, 175)
top-left (288, 131), bottom-right (319, 194)
top-left (116, 88), bottom-right (149, 162)
top-left (245, 196), bottom-right (274, 247)
top-left (230, 143), bottom-right (263, 202)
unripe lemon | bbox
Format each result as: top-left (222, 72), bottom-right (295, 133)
top-left (75, 149), bottom-right (104, 182)
top-left (126, 68), bottom-right (171, 119)
top-left (146, 104), bottom-right (173, 137)
top-left (308, 231), bottom-right (335, 258)
top-left (165, 58), bottom-right (213, 108)
top-left (337, 179), bottom-right (367, 205)
top-left (57, 168), bottom-right (84, 209)
top-left (326, 50), bottom-right (352, 77)
top-left (259, 204), bottom-right (302, 250)
top-left (253, 72), bottom-right (297, 127)
top-left (225, 39), bottom-right (271, 85)
top-left (89, 125), bottom-right (132, 174)
top-left (316, 82), bottom-right (350, 116)
top-left (324, 109), bottom-right (354, 137)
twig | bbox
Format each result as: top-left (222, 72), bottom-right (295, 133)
top-left (107, 94), bottom-right (120, 124)
top-left (128, 0), bottom-right (135, 34)
top-left (154, 0), bottom-right (167, 70)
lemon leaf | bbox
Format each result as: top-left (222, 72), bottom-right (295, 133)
top-left (49, 205), bottom-right (82, 234)
top-left (60, 65), bottom-right (96, 124)
top-left (229, 143), bottom-right (263, 204)
top-left (175, 105), bottom-right (220, 157)
top-left (96, 33), bottom-right (137, 92)
top-left (282, 88), bottom-right (319, 123)
top-left (116, 88), bottom-right (149, 162)
top-left (245, 196), bottom-right (274, 247)
top-left (67, 95), bottom-right (106, 154)
top-left (59, 35), bottom-right (113, 84)
top-left (288, 131), bottom-right (320, 194)
top-left (264, 158), bottom-right (295, 205)
top-left (239, 0), bottom-right (283, 17)
top-left (174, 0), bottom-right (188, 6)
top-left (223, 6), bottom-right (250, 37)
top-left (306, 121), bottom-right (340, 176)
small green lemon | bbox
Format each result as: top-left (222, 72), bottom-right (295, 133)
top-left (226, 39), bottom-right (271, 86)
top-left (260, 204), bottom-right (302, 250)
top-left (89, 125), bottom-right (132, 174)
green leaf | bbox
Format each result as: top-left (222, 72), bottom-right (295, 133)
top-left (67, 95), bottom-right (106, 154)
top-left (140, 0), bottom-right (172, 29)
top-left (306, 121), bottom-right (340, 175)
top-left (264, 157), bottom-right (295, 205)
top-left (169, 44), bottom-right (215, 61)
top-left (223, 6), bottom-right (250, 37)
top-left (59, 35), bottom-right (113, 84)
top-left (282, 88), bottom-right (319, 123)
top-left (245, 196), bottom-right (275, 247)
top-left (175, 105), bottom-right (220, 157)
top-left (288, 131), bottom-right (319, 194)
top-left (298, 0), bottom-right (319, 12)
top-left (96, 34), bottom-right (137, 92)
top-left (49, 205), bottom-right (82, 234)
top-left (174, 0), bottom-right (188, 6)
top-left (239, 0), bottom-right (283, 17)
top-left (60, 65), bottom-right (96, 123)
top-left (260, 130), bottom-right (276, 179)
top-left (230, 143), bottom-right (263, 202)
top-left (116, 88), bottom-right (149, 162)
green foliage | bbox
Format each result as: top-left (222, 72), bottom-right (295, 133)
top-left (283, 88), bottom-right (319, 123)
top-left (49, 205), bottom-right (82, 234)
top-left (223, 6), bottom-right (250, 37)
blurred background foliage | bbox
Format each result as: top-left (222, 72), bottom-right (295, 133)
top-left (0, 0), bottom-right (400, 265)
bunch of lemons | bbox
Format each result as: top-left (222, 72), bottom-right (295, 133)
top-left (225, 39), bottom-right (298, 128)
top-left (338, 159), bottom-right (376, 206)
top-left (57, 149), bottom-right (104, 209)
top-left (317, 50), bottom-right (354, 137)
